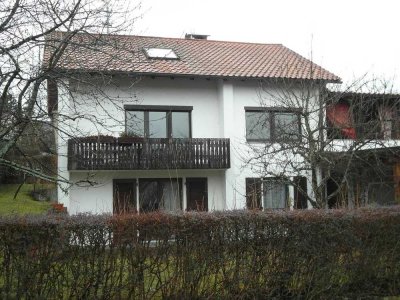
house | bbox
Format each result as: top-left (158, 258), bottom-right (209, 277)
top-left (44, 32), bottom-right (340, 214)
top-left (326, 91), bottom-right (400, 207)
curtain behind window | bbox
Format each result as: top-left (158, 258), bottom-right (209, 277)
top-left (263, 179), bottom-right (287, 209)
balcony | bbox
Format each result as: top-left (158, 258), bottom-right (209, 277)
top-left (68, 136), bottom-right (230, 170)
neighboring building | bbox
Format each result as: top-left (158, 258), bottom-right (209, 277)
top-left (44, 32), bottom-right (340, 214)
top-left (326, 92), bottom-right (400, 207)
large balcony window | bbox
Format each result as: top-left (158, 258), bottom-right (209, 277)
top-left (125, 105), bottom-right (192, 138)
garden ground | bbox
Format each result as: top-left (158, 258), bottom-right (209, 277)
top-left (0, 184), bottom-right (52, 215)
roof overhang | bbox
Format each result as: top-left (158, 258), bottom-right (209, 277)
top-left (48, 68), bottom-right (341, 84)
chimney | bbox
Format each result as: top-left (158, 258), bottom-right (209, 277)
top-left (185, 33), bottom-right (209, 40)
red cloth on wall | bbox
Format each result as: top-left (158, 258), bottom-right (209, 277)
top-left (326, 103), bottom-right (356, 139)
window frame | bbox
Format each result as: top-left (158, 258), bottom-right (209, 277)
top-left (143, 47), bottom-right (179, 60)
top-left (124, 105), bottom-right (193, 138)
top-left (262, 177), bottom-right (289, 209)
top-left (244, 106), bottom-right (302, 143)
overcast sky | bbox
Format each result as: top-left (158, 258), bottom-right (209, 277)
top-left (135, 0), bottom-right (400, 91)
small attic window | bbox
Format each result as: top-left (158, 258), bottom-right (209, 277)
top-left (143, 48), bottom-right (178, 59)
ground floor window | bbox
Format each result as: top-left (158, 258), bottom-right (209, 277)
top-left (186, 178), bottom-right (208, 211)
top-left (263, 178), bottom-right (288, 209)
top-left (293, 176), bottom-right (308, 209)
top-left (113, 178), bottom-right (182, 214)
top-left (245, 178), bottom-right (262, 209)
top-left (139, 179), bottom-right (182, 212)
top-left (114, 177), bottom-right (209, 213)
top-left (113, 180), bottom-right (137, 214)
top-left (246, 176), bottom-right (308, 210)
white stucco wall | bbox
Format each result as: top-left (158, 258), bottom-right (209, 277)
top-left (56, 75), bottom-right (321, 213)
top-left (68, 76), bottom-right (222, 138)
top-left (220, 80), bottom-right (321, 209)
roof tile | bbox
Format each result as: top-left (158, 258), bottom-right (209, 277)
top-left (44, 32), bottom-right (340, 82)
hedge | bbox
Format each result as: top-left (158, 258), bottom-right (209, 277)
top-left (0, 208), bottom-right (400, 299)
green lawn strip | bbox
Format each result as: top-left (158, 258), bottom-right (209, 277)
top-left (0, 184), bottom-right (52, 215)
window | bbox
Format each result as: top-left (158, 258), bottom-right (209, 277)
top-left (126, 111), bottom-right (145, 137)
top-left (113, 180), bottom-right (137, 214)
top-left (245, 177), bottom-right (288, 210)
top-left (143, 48), bottom-right (178, 59)
top-left (245, 178), bottom-right (262, 210)
top-left (293, 176), bottom-right (308, 209)
top-left (246, 111), bottom-right (270, 140)
top-left (125, 105), bottom-right (192, 138)
top-left (186, 178), bottom-right (208, 211)
top-left (113, 178), bottom-right (182, 214)
top-left (149, 111), bottom-right (167, 138)
top-left (245, 107), bottom-right (301, 142)
top-left (139, 179), bottom-right (182, 212)
top-left (172, 112), bottom-right (190, 138)
top-left (274, 113), bottom-right (300, 141)
top-left (263, 178), bottom-right (288, 209)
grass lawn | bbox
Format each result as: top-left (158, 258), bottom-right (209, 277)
top-left (0, 184), bottom-right (53, 215)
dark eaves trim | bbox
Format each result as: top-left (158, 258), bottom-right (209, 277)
top-left (49, 68), bottom-right (342, 84)
top-left (124, 104), bottom-right (193, 111)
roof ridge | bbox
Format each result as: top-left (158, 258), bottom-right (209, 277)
top-left (53, 31), bottom-right (283, 47)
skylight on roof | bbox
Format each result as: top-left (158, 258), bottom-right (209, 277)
top-left (144, 48), bottom-right (178, 59)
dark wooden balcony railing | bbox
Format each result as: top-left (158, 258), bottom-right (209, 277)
top-left (68, 136), bottom-right (230, 170)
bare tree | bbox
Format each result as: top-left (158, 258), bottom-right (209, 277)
top-left (0, 0), bottom-right (141, 184)
top-left (243, 75), bottom-right (400, 209)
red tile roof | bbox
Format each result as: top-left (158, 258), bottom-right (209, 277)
top-left (44, 32), bottom-right (340, 82)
